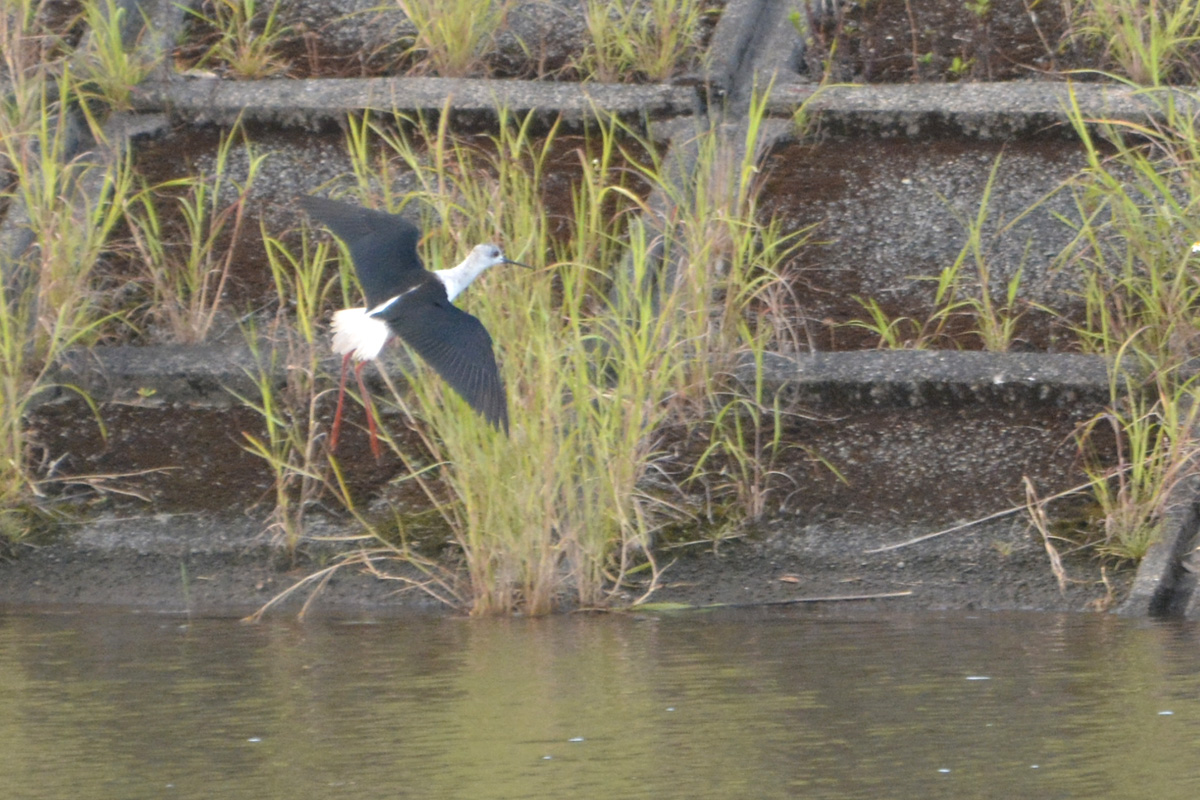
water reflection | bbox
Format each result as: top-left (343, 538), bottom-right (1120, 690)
top-left (1, 609), bottom-right (1198, 799)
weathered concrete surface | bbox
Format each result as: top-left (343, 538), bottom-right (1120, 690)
top-left (48, 343), bottom-right (415, 408)
top-left (51, 344), bottom-right (280, 408)
top-left (1116, 476), bottom-right (1200, 618)
top-left (0, 511), bottom-right (440, 615)
top-left (56, 345), bottom-right (1116, 412)
top-left (743, 351), bottom-right (1114, 408)
top-left (131, 77), bottom-right (701, 129)
top-left (766, 82), bottom-right (1200, 139)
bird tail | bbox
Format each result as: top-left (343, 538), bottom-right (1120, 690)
top-left (331, 308), bottom-right (391, 361)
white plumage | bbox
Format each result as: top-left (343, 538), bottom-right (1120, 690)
top-left (300, 196), bottom-right (531, 449)
top-left (330, 307), bottom-right (392, 362)
top-left (329, 249), bottom-right (498, 364)
top-left (435, 244), bottom-right (507, 302)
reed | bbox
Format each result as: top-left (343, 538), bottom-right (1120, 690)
top-left (1066, 0), bottom-right (1200, 85)
top-left (233, 223), bottom-right (342, 553)
top-left (1078, 372), bottom-right (1200, 561)
top-left (1059, 88), bottom-right (1200, 561)
top-left (393, 0), bottom-right (512, 77)
top-left (185, 0), bottom-right (292, 79)
top-left (0, 65), bottom-right (133, 542)
top-left (578, 0), bottom-right (712, 82)
top-left (290, 95), bottom-right (806, 613)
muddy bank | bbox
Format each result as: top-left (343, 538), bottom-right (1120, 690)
top-left (1, 351), bottom-right (1144, 618)
top-left (0, 506), bottom-right (1132, 617)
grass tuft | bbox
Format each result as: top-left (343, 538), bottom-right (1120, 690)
top-left (1057, 87), bottom-right (1200, 562)
top-left (283, 94), bottom-right (810, 614)
top-left (577, 0), bottom-right (712, 82)
top-left (184, 0), bottom-right (292, 79)
top-left (393, 0), bottom-right (512, 77)
top-left (0, 64), bottom-right (133, 541)
top-left (123, 120), bottom-right (263, 343)
top-left (76, 0), bottom-right (158, 109)
top-left (1066, 0), bottom-right (1200, 85)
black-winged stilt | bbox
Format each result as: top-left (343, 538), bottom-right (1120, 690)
top-left (299, 196), bottom-right (528, 455)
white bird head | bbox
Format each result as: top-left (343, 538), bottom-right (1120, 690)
top-left (437, 244), bottom-right (531, 302)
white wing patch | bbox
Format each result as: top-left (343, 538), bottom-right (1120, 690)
top-left (367, 285), bottom-right (418, 317)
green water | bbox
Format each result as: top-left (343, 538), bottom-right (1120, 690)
top-left (0, 608), bottom-right (1197, 799)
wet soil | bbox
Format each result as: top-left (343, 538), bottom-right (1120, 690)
top-left (799, 0), bottom-right (1090, 83)
top-left (26, 393), bottom-right (422, 514)
top-left (27, 370), bottom-right (1110, 523)
top-left (759, 134), bottom-right (1095, 350)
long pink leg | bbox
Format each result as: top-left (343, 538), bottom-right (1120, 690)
top-left (354, 360), bottom-right (382, 460)
top-left (330, 352), bottom-right (352, 452)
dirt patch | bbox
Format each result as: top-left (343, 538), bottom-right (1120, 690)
top-left (800, 0), bottom-right (1088, 83)
top-left (27, 395), bottom-right (415, 514)
top-left (760, 134), bottom-right (1095, 350)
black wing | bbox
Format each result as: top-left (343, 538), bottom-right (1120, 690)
top-left (298, 196), bottom-right (426, 310)
top-left (379, 282), bottom-right (509, 433)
